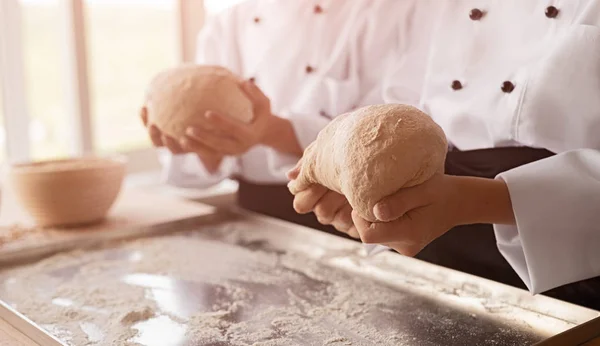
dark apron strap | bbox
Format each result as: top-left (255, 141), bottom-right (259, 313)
top-left (444, 146), bottom-right (555, 178)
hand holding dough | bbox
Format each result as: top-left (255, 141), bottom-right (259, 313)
top-left (144, 64), bottom-right (253, 139)
top-left (289, 104), bottom-right (448, 222)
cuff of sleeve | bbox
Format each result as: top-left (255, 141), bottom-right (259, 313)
top-left (157, 148), bottom-right (237, 189)
top-left (494, 151), bottom-right (600, 294)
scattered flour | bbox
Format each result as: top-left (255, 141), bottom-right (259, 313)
top-left (0, 222), bottom-right (543, 346)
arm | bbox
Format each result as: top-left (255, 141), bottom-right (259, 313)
top-left (261, 115), bottom-right (303, 157)
top-left (451, 176), bottom-right (516, 226)
top-left (353, 149), bottom-right (600, 294)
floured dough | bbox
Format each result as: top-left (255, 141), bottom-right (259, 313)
top-left (290, 104), bottom-right (447, 222)
top-left (144, 64), bottom-right (253, 139)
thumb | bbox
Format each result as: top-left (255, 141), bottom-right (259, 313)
top-left (373, 184), bottom-right (430, 222)
top-left (286, 159), bottom-right (302, 180)
top-left (241, 80), bottom-right (269, 113)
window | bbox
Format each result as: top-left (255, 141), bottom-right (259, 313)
top-left (85, 0), bottom-right (178, 154)
top-left (0, 0), bottom-right (206, 172)
top-left (0, 80), bottom-right (5, 165)
top-left (21, 0), bottom-right (70, 160)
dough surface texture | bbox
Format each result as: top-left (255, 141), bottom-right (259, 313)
top-left (290, 104), bottom-right (447, 222)
top-left (145, 64), bottom-right (253, 139)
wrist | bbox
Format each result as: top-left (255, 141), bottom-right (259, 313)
top-left (450, 175), bottom-right (516, 226)
top-left (259, 115), bottom-right (303, 156)
top-left (259, 114), bottom-right (280, 147)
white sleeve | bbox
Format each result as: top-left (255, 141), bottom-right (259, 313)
top-left (159, 10), bottom-right (241, 187)
top-left (158, 149), bottom-right (238, 189)
top-left (494, 149), bottom-right (600, 294)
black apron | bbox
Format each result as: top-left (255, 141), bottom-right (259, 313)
top-left (237, 147), bottom-right (600, 310)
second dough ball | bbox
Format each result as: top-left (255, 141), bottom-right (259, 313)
top-left (144, 64), bottom-right (253, 139)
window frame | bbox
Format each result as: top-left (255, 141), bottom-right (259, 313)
top-left (0, 0), bottom-right (205, 171)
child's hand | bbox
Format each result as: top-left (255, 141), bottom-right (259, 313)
top-left (183, 80), bottom-right (275, 156)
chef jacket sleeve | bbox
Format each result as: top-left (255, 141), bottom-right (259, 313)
top-left (495, 149), bottom-right (600, 294)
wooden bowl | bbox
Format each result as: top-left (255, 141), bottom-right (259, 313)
top-left (9, 156), bottom-right (127, 228)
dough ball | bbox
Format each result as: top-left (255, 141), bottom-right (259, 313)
top-left (144, 64), bottom-right (253, 139)
top-left (291, 104), bottom-right (447, 222)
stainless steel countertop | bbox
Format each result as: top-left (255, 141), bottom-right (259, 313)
top-left (0, 210), bottom-right (597, 346)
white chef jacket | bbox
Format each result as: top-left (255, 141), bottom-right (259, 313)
top-left (160, 0), bottom-right (411, 188)
top-left (384, 0), bottom-right (600, 294)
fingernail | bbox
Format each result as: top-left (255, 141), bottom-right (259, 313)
top-left (373, 203), bottom-right (390, 222)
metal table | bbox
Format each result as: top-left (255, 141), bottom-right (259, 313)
top-left (0, 210), bottom-right (597, 346)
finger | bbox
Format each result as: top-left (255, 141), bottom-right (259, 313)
top-left (163, 135), bottom-right (184, 154)
top-left (148, 125), bottom-right (164, 147)
top-left (202, 111), bottom-right (250, 137)
top-left (352, 210), bottom-right (409, 245)
top-left (140, 107), bottom-right (148, 127)
top-left (180, 136), bottom-right (219, 157)
top-left (185, 127), bottom-right (241, 155)
top-left (286, 160), bottom-right (302, 180)
top-left (314, 191), bottom-right (347, 225)
top-left (287, 143), bottom-right (315, 194)
top-left (346, 226), bottom-right (360, 239)
top-left (373, 184), bottom-right (432, 222)
top-left (354, 210), bottom-right (417, 245)
top-left (287, 168), bottom-right (313, 195)
top-left (386, 242), bottom-right (423, 257)
top-left (288, 177), bottom-right (311, 195)
top-left (292, 184), bottom-right (328, 214)
top-left (351, 210), bottom-right (374, 242)
top-left (331, 204), bottom-right (354, 232)
top-left (241, 80), bottom-right (270, 112)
